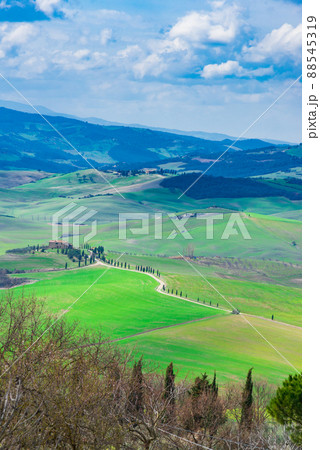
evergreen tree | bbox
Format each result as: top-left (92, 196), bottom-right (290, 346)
top-left (163, 362), bottom-right (175, 420)
top-left (240, 368), bottom-right (254, 431)
top-left (65, 262), bottom-right (67, 270)
top-left (211, 371), bottom-right (218, 398)
top-left (267, 374), bottom-right (302, 445)
top-left (190, 373), bottom-right (210, 398)
top-left (128, 358), bottom-right (143, 415)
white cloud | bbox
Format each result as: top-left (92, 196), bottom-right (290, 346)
top-left (0, 0), bottom-right (10, 9)
top-left (133, 53), bottom-right (167, 79)
top-left (100, 28), bottom-right (112, 45)
top-left (53, 49), bottom-right (107, 71)
top-left (202, 60), bottom-right (241, 78)
top-left (169, 1), bottom-right (239, 45)
top-left (150, 37), bottom-right (189, 55)
top-left (35, 0), bottom-right (61, 15)
top-left (243, 23), bottom-right (302, 62)
top-left (117, 45), bottom-right (142, 59)
top-left (0, 23), bottom-right (37, 58)
top-left (201, 60), bottom-right (274, 78)
top-left (125, 1), bottom-right (240, 79)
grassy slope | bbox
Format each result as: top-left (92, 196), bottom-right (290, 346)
top-left (163, 274), bottom-right (301, 326)
top-left (94, 210), bottom-right (301, 263)
top-left (7, 266), bottom-right (301, 385)
top-left (0, 173), bottom-right (301, 264)
top-left (105, 252), bottom-right (301, 288)
top-left (0, 250), bottom-right (80, 271)
top-left (9, 267), bottom-right (224, 338)
top-left (116, 314), bottom-right (301, 384)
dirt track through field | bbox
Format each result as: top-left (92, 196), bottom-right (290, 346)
top-left (4, 257), bottom-right (301, 330)
top-left (96, 259), bottom-right (301, 329)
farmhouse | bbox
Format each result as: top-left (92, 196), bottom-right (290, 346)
top-left (48, 240), bottom-right (72, 249)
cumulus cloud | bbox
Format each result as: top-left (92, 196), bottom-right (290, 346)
top-left (122, 1), bottom-right (240, 79)
top-left (133, 53), bottom-right (167, 79)
top-left (202, 60), bottom-right (241, 78)
top-left (35, 0), bottom-right (62, 15)
top-left (243, 23), bottom-right (302, 62)
top-left (201, 60), bottom-right (273, 78)
top-left (0, 23), bottom-right (37, 57)
top-left (169, 1), bottom-right (239, 45)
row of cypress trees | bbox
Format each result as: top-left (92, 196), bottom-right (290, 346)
top-left (130, 359), bottom-right (254, 431)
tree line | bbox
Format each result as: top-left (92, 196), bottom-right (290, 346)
top-left (161, 173), bottom-right (302, 200)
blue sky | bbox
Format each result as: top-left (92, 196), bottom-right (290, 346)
top-left (0, 0), bottom-right (302, 141)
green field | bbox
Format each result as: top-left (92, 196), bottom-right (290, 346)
top-left (1, 170), bottom-right (302, 386)
top-left (0, 172), bottom-right (301, 266)
top-left (105, 252), bottom-right (301, 288)
top-left (0, 249), bottom-right (80, 272)
top-left (6, 266), bottom-right (301, 384)
top-left (163, 274), bottom-right (301, 326)
top-left (118, 315), bottom-right (301, 384)
top-left (9, 267), bottom-right (224, 337)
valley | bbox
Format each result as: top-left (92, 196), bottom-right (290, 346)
top-left (0, 163), bottom-right (302, 386)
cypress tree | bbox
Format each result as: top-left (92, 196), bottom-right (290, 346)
top-left (240, 368), bottom-right (254, 430)
top-left (128, 358), bottom-right (143, 415)
top-left (211, 371), bottom-right (218, 398)
top-left (163, 362), bottom-right (175, 420)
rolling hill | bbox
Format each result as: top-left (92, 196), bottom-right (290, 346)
top-left (0, 107), bottom-right (300, 176)
top-left (0, 107), bottom-right (238, 172)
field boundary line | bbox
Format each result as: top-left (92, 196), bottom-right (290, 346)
top-left (0, 72), bottom-right (125, 199)
top-left (75, 314), bottom-right (223, 349)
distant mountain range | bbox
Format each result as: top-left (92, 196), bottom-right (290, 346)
top-left (0, 106), bottom-right (297, 174)
top-left (0, 99), bottom-right (296, 146)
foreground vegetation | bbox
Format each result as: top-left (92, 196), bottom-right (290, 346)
top-left (0, 293), bottom-right (301, 449)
